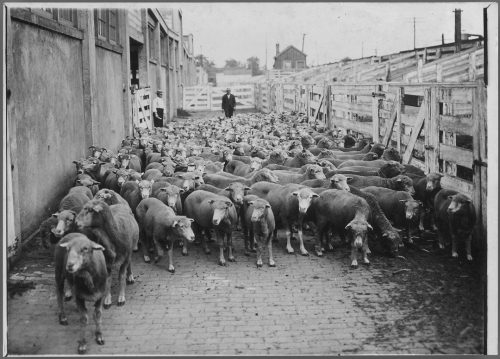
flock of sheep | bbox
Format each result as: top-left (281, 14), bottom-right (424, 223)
top-left (40, 111), bottom-right (476, 354)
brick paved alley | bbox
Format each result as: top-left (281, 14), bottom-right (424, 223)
top-left (7, 229), bottom-right (485, 355)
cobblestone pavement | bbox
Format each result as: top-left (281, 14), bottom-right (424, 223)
top-left (7, 228), bottom-right (485, 355)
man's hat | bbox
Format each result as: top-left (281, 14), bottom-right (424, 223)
top-left (157, 90), bottom-right (163, 95)
top-left (226, 88), bottom-right (231, 91)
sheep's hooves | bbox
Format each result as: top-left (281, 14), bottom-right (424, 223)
top-left (77, 342), bottom-right (87, 355)
top-left (103, 303), bottom-right (112, 310)
top-left (350, 264), bottom-right (358, 269)
top-left (168, 268), bottom-right (175, 274)
top-left (143, 256), bottom-right (151, 263)
top-left (244, 251), bottom-right (251, 257)
top-left (64, 295), bottom-right (72, 302)
top-left (95, 335), bottom-right (105, 345)
top-left (362, 261), bottom-right (371, 266)
top-left (300, 252), bottom-right (309, 257)
top-left (228, 257), bottom-right (236, 262)
top-left (205, 249), bottom-right (211, 255)
top-left (126, 278), bottom-right (135, 285)
top-left (218, 260), bottom-right (226, 266)
top-left (59, 317), bottom-right (68, 326)
top-left (181, 251), bottom-right (188, 256)
top-left (117, 301), bottom-right (125, 307)
top-left (269, 262), bottom-right (276, 267)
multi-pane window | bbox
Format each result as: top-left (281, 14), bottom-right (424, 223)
top-left (95, 9), bottom-right (119, 44)
top-left (148, 25), bottom-right (157, 61)
top-left (31, 8), bottom-right (78, 27)
top-left (161, 32), bottom-right (168, 66)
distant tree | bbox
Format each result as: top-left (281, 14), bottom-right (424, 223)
top-left (340, 57), bottom-right (352, 64)
top-left (246, 56), bottom-right (263, 76)
top-left (225, 59), bottom-right (241, 68)
top-left (195, 54), bottom-right (215, 72)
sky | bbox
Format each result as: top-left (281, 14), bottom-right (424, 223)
top-left (164, 2), bottom-right (492, 68)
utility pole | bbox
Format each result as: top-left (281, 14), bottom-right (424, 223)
top-left (374, 48), bottom-right (377, 56)
top-left (265, 34), bottom-right (268, 70)
top-left (413, 17), bottom-right (416, 49)
top-left (302, 33), bottom-right (306, 53)
top-left (361, 41), bottom-right (364, 57)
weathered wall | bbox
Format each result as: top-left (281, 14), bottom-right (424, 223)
top-left (95, 47), bottom-right (126, 149)
top-left (148, 61), bottom-right (158, 95)
top-left (8, 20), bottom-right (87, 239)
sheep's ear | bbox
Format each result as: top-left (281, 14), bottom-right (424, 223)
top-left (92, 180), bottom-right (100, 185)
top-left (76, 179), bottom-right (82, 184)
top-left (312, 193), bottom-right (320, 198)
top-left (225, 201), bottom-right (233, 207)
top-left (150, 179), bottom-right (155, 184)
top-left (187, 218), bottom-right (195, 222)
top-left (208, 199), bottom-right (215, 204)
top-left (135, 179), bottom-right (140, 184)
top-left (345, 223), bottom-right (352, 230)
top-left (92, 243), bottom-right (105, 251)
top-left (52, 212), bottom-right (59, 218)
top-left (396, 178), bottom-right (402, 182)
top-left (265, 204), bottom-right (271, 208)
top-left (59, 242), bottom-right (69, 248)
top-left (248, 201), bottom-right (255, 206)
top-left (224, 187), bottom-right (232, 192)
top-left (367, 223), bottom-right (374, 231)
top-left (244, 187), bottom-right (251, 191)
top-left (172, 220), bottom-right (179, 227)
top-left (292, 191), bottom-right (299, 196)
top-left (399, 200), bottom-right (407, 203)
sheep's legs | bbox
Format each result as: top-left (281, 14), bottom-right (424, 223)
top-left (94, 298), bottom-right (105, 345)
top-left (103, 275), bottom-right (112, 309)
top-left (117, 257), bottom-right (130, 306)
top-left (56, 274), bottom-right (68, 325)
top-left (76, 297), bottom-right (88, 354)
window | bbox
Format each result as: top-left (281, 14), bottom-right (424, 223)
top-left (148, 25), bottom-right (157, 61)
top-left (94, 9), bottom-right (119, 44)
top-left (160, 32), bottom-right (168, 66)
top-left (31, 8), bottom-right (78, 27)
top-left (296, 61), bottom-right (305, 69)
top-left (283, 60), bottom-right (292, 70)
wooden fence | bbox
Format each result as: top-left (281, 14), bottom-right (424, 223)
top-left (256, 81), bottom-right (487, 242)
top-left (183, 84), bottom-right (255, 111)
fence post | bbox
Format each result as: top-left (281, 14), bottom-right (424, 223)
top-left (417, 58), bottom-right (423, 83)
top-left (425, 86), bottom-right (439, 173)
top-left (472, 83), bottom-right (487, 252)
top-left (372, 85), bottom-right (380, 142)
top-left (396, 87), bottom-right (403, 153)
top-left (469, 52), bottom-right (477, 81)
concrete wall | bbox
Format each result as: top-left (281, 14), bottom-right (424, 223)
top-left (8, 20), bottom-right (87, 239)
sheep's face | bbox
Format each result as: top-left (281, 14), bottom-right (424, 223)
top-left (59, 235), bottom-right (104, 274)
top-left (51, 210), bottom-right (77, 238)
top-left (76, 200), bottom-right (107, 229)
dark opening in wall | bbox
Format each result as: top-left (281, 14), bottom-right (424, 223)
top-left (456, 134), bottom-right (473, 150)
top-left (457, 165), bottom-right (474, 182)
top-left (403, 94), bottom-right (423, 107)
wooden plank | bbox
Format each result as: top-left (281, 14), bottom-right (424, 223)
top-left (372, 85), bottom-right (380, 142)
top-left (439, 144), bottom-right (473, 168)
top-left (396, 87), bottom-right (403, 152)
top-left (439, 114), bottom-right (473, 136)
top-left (438, 87), bottom-right (473, 103)
top-left (402, 91), bottom-right (427, 163)
top-left (381, 94), bottom-right (399, 146)
top-left (441, 175), bottom-right (474, 194)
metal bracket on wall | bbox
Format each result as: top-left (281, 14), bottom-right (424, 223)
top-left (371, 92), bottom-right (386, 98)
top-left (473, 159), bottom-right (488, 168)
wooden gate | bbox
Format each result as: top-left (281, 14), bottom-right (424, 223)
top-left (132, 87), bottom-right (152, 130)
top-left (183, 85), bottom-right (256, 111)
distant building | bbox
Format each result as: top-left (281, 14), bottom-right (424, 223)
top-left (216, 68), bottom-right (253, 86)
top-left (273, 43), bottom-right (307, 70)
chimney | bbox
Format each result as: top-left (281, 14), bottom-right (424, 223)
top-left (454, 8), bottom-right (462, 52)
top-left (276, 43), bottom-right (280, 56)
top-left (442, 33), bottom-right (445, 45)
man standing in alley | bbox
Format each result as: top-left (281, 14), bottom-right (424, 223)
top-left (152, 90), bottom-right (165, 127)
top-left (221, 88), bottom-right (236, 118)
